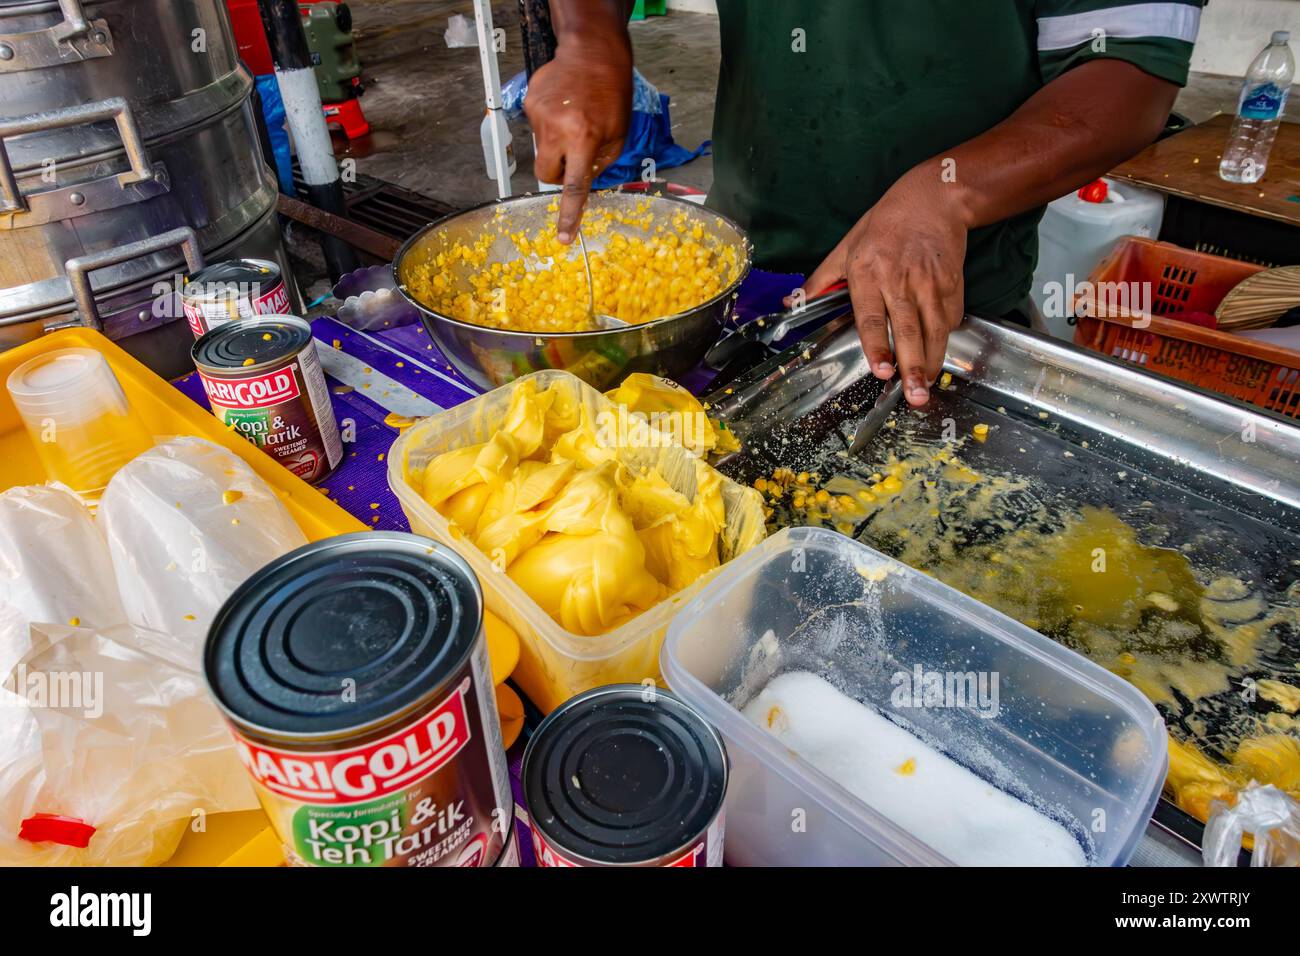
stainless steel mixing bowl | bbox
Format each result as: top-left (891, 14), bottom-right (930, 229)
top-left (393, 191), bottom-right (752, 391)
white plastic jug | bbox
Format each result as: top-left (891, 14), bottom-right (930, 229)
top-left (1030, 178), bottom-right (1166, 341)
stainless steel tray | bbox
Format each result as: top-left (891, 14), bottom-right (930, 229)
top-left (707, 315), bottom-right (1300, 864)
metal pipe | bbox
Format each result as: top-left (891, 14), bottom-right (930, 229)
top-left (257, 0), bottom-right (359, 283)
top-left (517, 0), bottom-right (557, 77)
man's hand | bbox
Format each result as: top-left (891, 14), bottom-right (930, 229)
top-left (802, 59), bottom-right (1177, 407)
top-left (802, 163), bottom-right (968, 408)
top-left (525, 5), bottom-right (633, 244)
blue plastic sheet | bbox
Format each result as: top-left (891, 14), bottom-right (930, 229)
top-left (501, 69), bottom-right (709, 188)
top-left (256, 73), bottom-right (296, 196)
top-left (594, 93), bottom-right (709, 188)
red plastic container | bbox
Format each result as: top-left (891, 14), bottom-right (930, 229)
top-left (225, 0), bottom-right (275, 76)
top-left (1073, 237), bottom-right (1300, 418)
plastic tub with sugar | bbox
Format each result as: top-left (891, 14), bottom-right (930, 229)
top-left (661, 527), bottom-right (1167, 867)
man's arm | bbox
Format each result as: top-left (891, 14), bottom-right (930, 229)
top-left (524, 1), bottom-right (635, 243)
top-left (803, 59), bottom-right (1179, 407)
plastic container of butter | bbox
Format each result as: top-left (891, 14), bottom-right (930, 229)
top-left (388, 369), bottom-right (767, 713)
top-left (661, 527), bottom-right (1167, 867)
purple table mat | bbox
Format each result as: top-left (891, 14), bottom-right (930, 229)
top-left (172, 270), bottom-right (807, 868)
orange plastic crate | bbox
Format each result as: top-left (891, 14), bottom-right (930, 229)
top-left (1073, 237), bottom-right (1300, 418)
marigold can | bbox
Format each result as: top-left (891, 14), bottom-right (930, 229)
top-left (192, 315), bottom-right (342, 483)
top-left (523, 685), bottom-right (728, 867)
top-left (181, 258), bottom-right (291, 338)
top-left (204, 532), bottom-right (514, 867)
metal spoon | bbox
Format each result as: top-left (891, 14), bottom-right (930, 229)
top-left (576, 229), bottom-right (629, 330)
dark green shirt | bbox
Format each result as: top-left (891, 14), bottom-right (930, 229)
top-left (708, 0), bottom-right (1204, 316)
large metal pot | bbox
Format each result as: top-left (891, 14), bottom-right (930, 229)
top-left (0, 0), bottom-right (243, 149)
top-left (394, 192), bottom-right (752, 391)
top-left (0, 82), bottom-right (277, 320)
top-left (0, 0), bottom-right (284, 361)
top-left (0, 201), bottom-right (299, 376)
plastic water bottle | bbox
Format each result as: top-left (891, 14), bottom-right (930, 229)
top-left (1220, 31), bottom-right (1294, 184)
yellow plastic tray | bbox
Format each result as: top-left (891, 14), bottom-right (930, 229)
top-left (2, 329), bottom-right (523, 867)
top-left (0, 328), bottom-right (366, 541)
top-left (0, 329), bottom-right (368, 867)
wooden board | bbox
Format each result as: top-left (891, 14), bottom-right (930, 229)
top-left (1109, 114), bottom-right (1300, 227)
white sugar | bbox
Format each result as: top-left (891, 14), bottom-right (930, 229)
top-left (742, 671), bottom-right (1087, 866)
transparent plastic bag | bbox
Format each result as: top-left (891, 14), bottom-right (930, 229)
top-left (444, 13), bottom-right (476, 48)
top-left (98, 437), bottom-right (307, 647)
top-left (0, 621), bottom-right (257, 866)
top-left (0, 484), bottom-right (125, 677)
top-left (1203, 783), bottom-right (1300, 867)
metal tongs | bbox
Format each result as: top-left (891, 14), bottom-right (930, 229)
top-left (847, 378), bottom-right (904, 456)
top-left (704, 280), bottom-right (851, 370)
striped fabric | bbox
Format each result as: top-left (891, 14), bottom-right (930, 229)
top-left (1036, 0), bottom-right (1205, 86)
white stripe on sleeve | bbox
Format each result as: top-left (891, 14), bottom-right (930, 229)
top-left (1037, 2), bottom-right (1201, 51)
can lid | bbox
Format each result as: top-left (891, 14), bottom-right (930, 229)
top-left (204, 532), bottom-right (483, 739)
top-left (184, 258), bottom-right (280, 296)
top-left (191, 315), bottom-right (310, 371)
top-left (523, 685), bottom-right (728, 865)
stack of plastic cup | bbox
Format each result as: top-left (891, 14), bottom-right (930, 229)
top-left (6, 348), bottom-right (153, 497)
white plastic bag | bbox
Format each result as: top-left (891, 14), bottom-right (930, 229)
top-left (444, 13), bottom-right (477, 47)
top-left (0, 484), bottom-right (125, 677)
top-left (1203, 783), bottom-right (1300, 867)
top-left (98, 437), bottom-right (307, 647)
top-left (0, 621), bottom-right (257, 866)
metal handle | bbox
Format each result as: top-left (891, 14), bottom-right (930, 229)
top-left (64, 227), bottom-right (204, 330)
top-left (49, 0), bottom-right (93, 42)
top-left (0, 0), bottom-right (114, 72)
top-left (0, 97), bottom-right (152, 215)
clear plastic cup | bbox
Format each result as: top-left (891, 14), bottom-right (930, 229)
top-left (5, 347), bottom-right (153, 496)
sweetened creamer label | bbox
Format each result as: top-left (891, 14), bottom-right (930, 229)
top-left (184, 279), bottom-right (291, 337)
top-left (232, 673), bottom-right (511, 867)
top-left (198, 346), bottom-right (342, 482)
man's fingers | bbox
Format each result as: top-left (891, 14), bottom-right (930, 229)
top-left (927, 273), bottom-right (965, 383)
top-left (883, 289), bottom-right (930, 406)
top-left (803, 260), bottom-right (845, 301)
top-left (918, 286), bottom-right (953, 384)
top-left (532, 129), bottom-right (565, 188)
top-left (847, 266), bottom-right (893, 380)
top-left (555, 140), bottom-right (599, 244)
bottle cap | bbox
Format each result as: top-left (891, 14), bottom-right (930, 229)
top-left (1273, 30), bottom-right (1290, 45)
top-left (1078, 179), bottom-right (1110, 204)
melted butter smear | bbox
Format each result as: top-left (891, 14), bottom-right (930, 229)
top-left (419, 376), bottom-right (750, 636)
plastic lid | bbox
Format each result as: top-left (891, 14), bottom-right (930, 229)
top-left (191, 315), bottom-right (311, 371)
top-left (5, 347), bottom-right (130, 424)
top-left (204, 532), bottom-right (483, 739)
top-left (522, 685), bottom-right (728, 865)
top-left (1273, 30), bottom-right (1291, 44)
top-left (183, 259), bottom-right (279, 299)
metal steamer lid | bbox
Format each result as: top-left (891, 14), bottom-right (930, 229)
top-left (191, 315), bottom-right (310, 370)
top-left (184, 259), bottom-right (281, 297)
top-left (523, 685), bottom-right (728, 865)
top-left (204, 532), bottom-right (484, 740)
